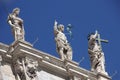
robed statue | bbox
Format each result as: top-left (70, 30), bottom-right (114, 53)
top-left (88, 31), bottom-right (107, 74)
top-left (7, 8), bottom-right (25, 41)
top-left (54, 20), bottom-right (72, 61)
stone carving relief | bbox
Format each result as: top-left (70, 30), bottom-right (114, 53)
top-left (14, 57), bottom-right (38, 80)
top-left (14, 57), bottom-right (26, 80)
top-left (25, 57), bottom-right (38, 79)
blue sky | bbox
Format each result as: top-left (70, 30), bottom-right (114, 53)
top-left (0, 0), bottom-right (120, 79)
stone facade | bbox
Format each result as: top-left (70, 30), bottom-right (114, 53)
top-left (0, 41), bottom-right (111, 80)
top-left (0, 8), bottom-right (111, 80)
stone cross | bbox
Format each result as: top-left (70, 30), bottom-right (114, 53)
top-left (96, 31), bottom-right (108, 51)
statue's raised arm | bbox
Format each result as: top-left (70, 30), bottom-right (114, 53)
top-left (54, 20), bottom-right (58, 36)
top-left (89, 30), bottom-right (98, 42)
top-left (94, 30), bottom-right (98, 39)
top-left (54, 20), bottom-right (58, 30)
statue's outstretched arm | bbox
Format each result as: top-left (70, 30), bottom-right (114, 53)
top-left (94, 30), bottom-right (98, 38)
top-left (92, 30), bottom-right (98, 39)
top-left (54, 20), bottom-right (58, 31)
top-left (88, 30), bottom-right (98, 46)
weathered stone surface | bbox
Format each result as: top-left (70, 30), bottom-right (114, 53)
top-left (0, 39), bottom-right (111, 80)
top-left (0, 41), bottom-right (111, 80)
top-left (1, 64), bottom-right (16, 80)
top-left (37, 70), bottom-right (65, 80)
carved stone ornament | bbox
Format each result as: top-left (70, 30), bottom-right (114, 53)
top-left (25, 57), bottom-right (38, 79)
top-left (14, 57), bottom-right (26, 80)
top-left (14, 57), bottom-right (38, 80)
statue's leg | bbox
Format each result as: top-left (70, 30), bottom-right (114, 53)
top-left (91, 62), bottom-right (95, 71)
top-left (91, 55), bottom-right (98, 71)
top-left (59, 48), bottom-right (65, 60)
top-left (67, 49), bottom-right (72, 60)
top-left (100, 54), bottom-right (105, 71)
top-left (15, 31), bottom-right (17, 41)
top-left (65, 45), bottom-right (72, 60)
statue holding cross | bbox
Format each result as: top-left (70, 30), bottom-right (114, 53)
top-left (88, 30), bottom-right (108, 74)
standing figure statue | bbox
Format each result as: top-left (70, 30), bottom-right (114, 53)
top-left (14, 57), bottom-right (38, 80)
top-left (7, 8), bottom-right (25, 41)
top-left (88, 31), bottom-right (107, 74)
top-left (14, 58), bottom-right (26, 80)
top-left (54, 20), bottom-right (72, 61)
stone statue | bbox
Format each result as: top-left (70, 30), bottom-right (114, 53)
top-left (14, 58), bottom-right (26, 80)
top-left (88, 30), bottom-right (107, 74)
top-left (7, 8), bottom-right (25, 41)
top-left (25, 57), bottom-right (38, 80)
top-left (14, 57), bottom-right (38, 80)
top-left (54, 20), bottom-right (72, 61)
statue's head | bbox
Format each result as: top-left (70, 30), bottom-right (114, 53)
top-left (87, 33), bottom-right (94, 40)
top-left (58, 24), bottom-right (64, 32)
top-left (12, 8), bottom-right (20, 16)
